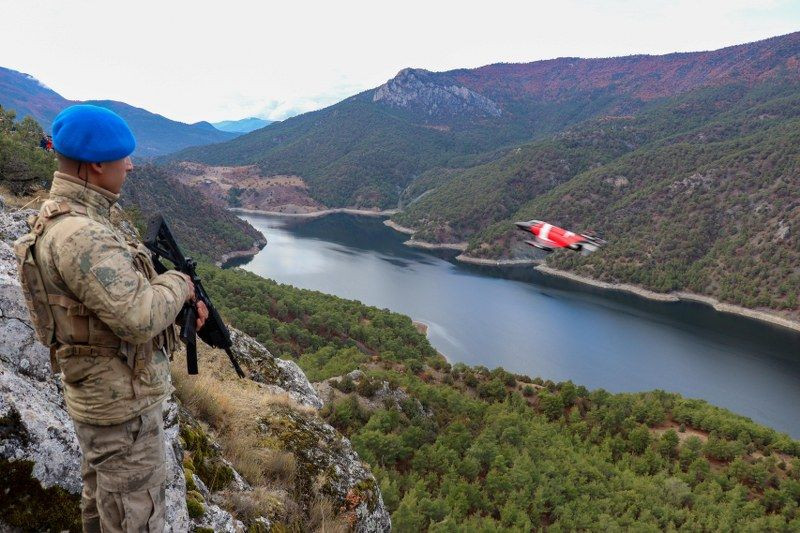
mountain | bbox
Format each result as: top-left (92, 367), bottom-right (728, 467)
top-left (212, 117), bottom-right (272, 133)
top-left (0, 66), bottom-right (238, 157)
top-left (170, 32), bottom-right (800, 209)
top-left (393, 79), bottom-right (800, 318)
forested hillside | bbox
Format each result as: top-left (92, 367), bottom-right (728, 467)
top-left (0, 106), bottom-right (56, 195)
top-left (460, 82), bottom-right (800, 315)
top-left (120, 164), bottom-right (266, 264)
top-left (393, 81), bottom-right (797, 242)
top-left (170, 94), bottom-right (519, 209)
top-left (202, 263), bottom-right (800, 531)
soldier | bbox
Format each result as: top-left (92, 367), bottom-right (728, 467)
top-left (14, 104), bottom-right (208, 532)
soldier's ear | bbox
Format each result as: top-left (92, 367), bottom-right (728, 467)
top-left (89, 162), bottom-right (104, 174)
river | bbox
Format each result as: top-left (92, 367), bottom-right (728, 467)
top-left (231, 213), bottom-right (800, 438)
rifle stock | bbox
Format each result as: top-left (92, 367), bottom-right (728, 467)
top-left (144, 215), bottom-right (246, 378)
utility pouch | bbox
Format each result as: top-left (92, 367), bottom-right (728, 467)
top-left (12, 201), bottom-right (84, 372)
top-left (13, 224), bottom-right (57, 350)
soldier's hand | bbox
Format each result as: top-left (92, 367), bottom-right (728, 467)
top-left (178, 272), bottom-right (195, 302)
top-left (195, 300), bottom-right (209, 330)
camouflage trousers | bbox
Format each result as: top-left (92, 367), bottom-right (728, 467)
top-left (73, 402), bottom-right (167, 533)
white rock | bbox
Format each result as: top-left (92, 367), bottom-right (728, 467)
top-left (229, 328), bottom-right (323, 409)
top-left (196, 503), bottom-right (245, 532)
top-left (163, 398), bottom-right (190, 533)
top-left (193, 474), bottom-right (210, 499)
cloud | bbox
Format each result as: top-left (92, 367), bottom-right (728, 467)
top-left (257, 98), bottom-right (332, 121)
top-left (255, 85), bottom-right (366, 121)
top-left (1, 0), bottom-right (798, 123)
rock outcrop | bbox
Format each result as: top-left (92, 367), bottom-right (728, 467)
top-left (0, 197), bottom-right (390, 532)
top-left (229, 328), bottom-right (323, 410)
top-left (315, 369), bottom-right (430, 417)
top-left (373, 68), bottom-right (502, 118)
top-left (179, 330), bottom-right (391, 532)
top-left (1, 204), bottom-right (83, 529)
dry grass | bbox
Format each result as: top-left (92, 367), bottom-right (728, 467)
top-left (307, 498), bottom-right (351, 533)
top-left (171, 336), bottom-right (355, 530)
top-left (225, 433), bottom-right (296, 485)
top-left (0, 185), bottom-right (47, 209)
top-left (172, 346), bottom-right (312, 486)
top-left (220, 487), bottom-right (289, 523)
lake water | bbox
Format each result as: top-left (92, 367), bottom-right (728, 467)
top-left (233, 213), bottom-right (800, 438)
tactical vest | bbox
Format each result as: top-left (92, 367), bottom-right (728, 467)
top-left (14, 199), bottom-right (178, 424)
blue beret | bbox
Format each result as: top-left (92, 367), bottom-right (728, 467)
top-left (52, 104), bottom-right (136, 162)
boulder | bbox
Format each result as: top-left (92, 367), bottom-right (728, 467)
top-left (230, 328), bottom-right (323, 409)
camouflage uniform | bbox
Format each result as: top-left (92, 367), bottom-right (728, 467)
top-left (29, 171), bottom-right (189, 532)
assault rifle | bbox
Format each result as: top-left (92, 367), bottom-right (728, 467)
top-left (144, 215), bottom-right (246, 378)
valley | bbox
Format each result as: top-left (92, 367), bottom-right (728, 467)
top-left (3, 24), bottom-right (800, 532)
top-left (161, 32), bottom-right (800, 326)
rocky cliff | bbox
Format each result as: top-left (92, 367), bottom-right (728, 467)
top-left (0, 197), bottom-right (390, 532)
top-left (373, 68), bottom-right (502, 118)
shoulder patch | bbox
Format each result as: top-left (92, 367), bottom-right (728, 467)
top-left (90, 252), bottom-right (140, 299)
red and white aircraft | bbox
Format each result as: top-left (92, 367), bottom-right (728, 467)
top-left (515, 220), bottom-right (605, 254)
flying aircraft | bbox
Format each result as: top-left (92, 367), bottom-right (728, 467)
top-left (515, 220), bottom-right (605, 254)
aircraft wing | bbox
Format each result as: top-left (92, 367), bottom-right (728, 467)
top-left (524, 236), bottom-right (560, 252)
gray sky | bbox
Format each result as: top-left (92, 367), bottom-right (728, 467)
top-left (2, 1), bottom-right (798, 124)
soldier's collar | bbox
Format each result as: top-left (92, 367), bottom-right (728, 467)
top-left (50, 172), bottom-right (120, 213)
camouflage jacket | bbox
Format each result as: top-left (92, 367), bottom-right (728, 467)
top-left (32, 171), bottom-right (189, 425)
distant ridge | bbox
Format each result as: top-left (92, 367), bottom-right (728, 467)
top-left (0, 66), bottom-right (239, 157)
top-left (212, 117), bottom-right (273, 133)
top-left (170, 31), bottom-right (800, 208)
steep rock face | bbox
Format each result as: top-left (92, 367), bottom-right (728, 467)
top-left (259, 404), bottom-right (391, 532)
top-left (0, 206), bottom-right (82, 502)
top-left (373, 68), bottom-right (501, 118)
top-left (225, 330), bottom-right (391, 532)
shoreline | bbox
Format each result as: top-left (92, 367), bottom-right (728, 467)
top-left (406, 239), bottom-right (468, 251)
top-left (381, 215), bottom-right (800, 333)
top-left (382, 219), bottom-right (415, 234)
top-left (411, 320), bottom-right (451, 362)
top-left (383, 220), bottom-right (469, 251)
top-left (232, 206), bottom-right (400, 218)
top-left (533, 265), bottom-right (800, 333)
top-left (216, 239), bottom-right (267, 267)
top-left (455, 254), bottom-right (541, 266)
